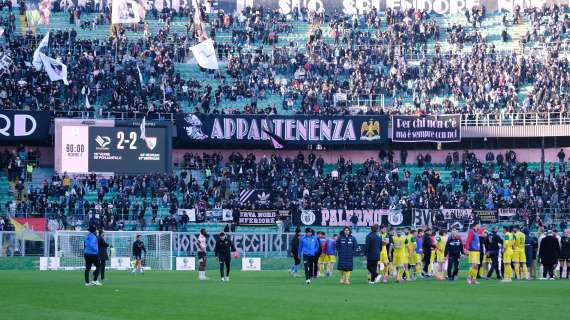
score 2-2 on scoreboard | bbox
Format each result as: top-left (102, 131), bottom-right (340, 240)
top-left (55, 118), bottom-right (172, 175)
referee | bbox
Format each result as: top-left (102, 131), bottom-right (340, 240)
top-left (84, 226), bottom-right (101, 286)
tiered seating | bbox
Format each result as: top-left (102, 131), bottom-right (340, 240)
top-left (0, 8), bottom-right (549, 114)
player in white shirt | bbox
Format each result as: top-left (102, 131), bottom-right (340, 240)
top-left (198, 228), bottom-right (209, 280)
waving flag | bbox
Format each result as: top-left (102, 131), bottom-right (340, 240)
top-left (112, 0), bottom-right (146, 24)
top-left (32, 32), bottom-right (50, 71)
top-left (190, 38), bottom-right (219, 70)
top-left (39, 53), bottom-right (69, 85)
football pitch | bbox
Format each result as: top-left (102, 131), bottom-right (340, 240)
top-left (1, 270), bottom-right (570, 320)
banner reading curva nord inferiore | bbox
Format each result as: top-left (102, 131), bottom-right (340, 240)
top-left (392, 115), bottom-right (461, 143)
top-left (176, 113), bottom-right (388, 146)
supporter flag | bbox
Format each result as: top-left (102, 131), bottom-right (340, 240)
top-left (81, 85), bottom-right (91, 109)
top-left (39, 53), bottom-right (69, 85)
top-left (261, 117), bottom-right (285, 149)
top-left (0, 27), bottom-right (4, 37)
top-left (190, 38), bottom-right (219, 70)
top-left (111, 0), bottom-right (146, 24)
top-left (0, 50), bottom-right (12, 74)
top-left (192, 0), bottom-right (206, 41)
top-left (136, 63), bottom-right (144, 87)
top-left (140, 116), bottom-right (146, 140)
top-left (26, 0), bottom-right (52, 26)
top-left (32, 32), bottom-right (50, 71)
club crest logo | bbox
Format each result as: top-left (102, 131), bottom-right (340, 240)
top-left (360, 120), bottom-right (381, 141)
top-left (301, 210), bottom-right (316, 225)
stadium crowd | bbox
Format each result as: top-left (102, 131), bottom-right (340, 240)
top-left (1, 3), bottom-right (570, 117)
top-left (0, 147), bottom-right (568, 231)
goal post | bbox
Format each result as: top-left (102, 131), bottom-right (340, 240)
top-left (54, 231), bottom-right (173, 270)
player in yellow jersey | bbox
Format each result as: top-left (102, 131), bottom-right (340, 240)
top-left (378, 225), bottom-right (390, 283)
top-left (407, 229), bottom-right (418, 280)
top-left (501, 226), bottom-right (514, 282)
top-left (392, 228), bottom-right (408, 283)
top-left (434, 229), bottom-right (447, 280)
top-left (512, 225), bottom-right (530, 280)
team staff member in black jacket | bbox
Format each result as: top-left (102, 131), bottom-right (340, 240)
top-left (98, 230), bottom-right (110, 282)
top-left (485, 226), bottom-right (503, 279)
top-left (214, 232), bottom-right (237, 282)
top-left (422, 228), bottom-right (435, 277)
top-left (445, 228), bottom-right (463, 280)
top-left (363, 224), bottom-right (381, 284)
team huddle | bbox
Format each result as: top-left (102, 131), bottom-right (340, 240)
top-left (292, 223), bottom-right (570, 285)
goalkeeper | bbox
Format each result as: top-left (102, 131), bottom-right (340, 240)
top-left (132, 235), bottom-right (147, 273)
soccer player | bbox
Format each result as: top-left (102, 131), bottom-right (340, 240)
top-left (317, 232), bottom-right (328, 277)
top-left (434, 229), bottom-right (447, 280)
top-left (392, 228), bottom-right (408, 283)
top-left (214, 232), bottom-right (237, 282)
top-left (501, 225), bottom-right (514, 282)
top-left (298, 228), bottom-right (319, 285)
top-left (407, 229), bottom-right (418, 280)
top-left (83, 225), bottom-right (101, 286)
top-left (325, 234), bottom-right (337, 277)
top-left (132, 234), bottom-right (147, 274)
top-left (465, 223), bottom-right (481, 285)
top-left (416, 229), bottom-right (424, 278)
top-left (421, 228), bottom-right (434, 277)
top-left (197, 228), bottom-right (208, 280)
top-left (97, 229), bottom-right (109, 282)
top-left (513, 225), bottom-right (530, 280)
top-left (379, 225), bottom-right (391, 283)
top-left (336, 227), bottom-right (357, 285)
top-left (289, 228), bottom-right (301, 277)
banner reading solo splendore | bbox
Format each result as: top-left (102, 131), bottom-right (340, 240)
top-left (392, 115), bottom-right (461, 143)
top-left (176, 114), bottom-right (388, 146)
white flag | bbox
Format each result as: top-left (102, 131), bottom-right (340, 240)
top-left (0, 27), bottom-right (4, 38)
top-left (0, 53), bottom-right (12, 73)
top-left (32, 32), bottom-right (50, 71)
top-left (140, 116), bottom-right (146, 140)
top-left (39, 53), bottom-right (69, 85)
top-left (112, 0), bottom-right (146, 24)
top-left (190, 38), bottom-right (219, 70)
top-left (136, 64), bottom-right (144, 86)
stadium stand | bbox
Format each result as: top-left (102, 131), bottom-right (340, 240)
top-left (0, 1), bottom-right (569, 236)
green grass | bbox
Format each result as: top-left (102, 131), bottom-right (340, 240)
top-left (1, 270), bottom-right (570, 320)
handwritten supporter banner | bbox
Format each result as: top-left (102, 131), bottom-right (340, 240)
top-left (392, 115), bottom-right (461, 143)
top-left (175, 114), bottom-right (388, 146)
top-left (474, 210), bottom-right (499, 224)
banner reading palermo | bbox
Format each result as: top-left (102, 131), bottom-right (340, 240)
top-left (318, 209), bottom-right (411, 227)
top-left (392, 115), bottom-right (461, 143)
top-left (176, 114), bottom-right (388, 146)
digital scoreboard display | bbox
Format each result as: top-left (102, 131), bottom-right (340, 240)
top-left (55, 119), bottom-right (172, 175)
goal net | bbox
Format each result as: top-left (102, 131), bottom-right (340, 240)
top-left (55, 231), bottom-right (173, 270)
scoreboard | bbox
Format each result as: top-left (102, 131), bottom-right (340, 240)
top-left (55, 119), bottom-right (172, 175)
